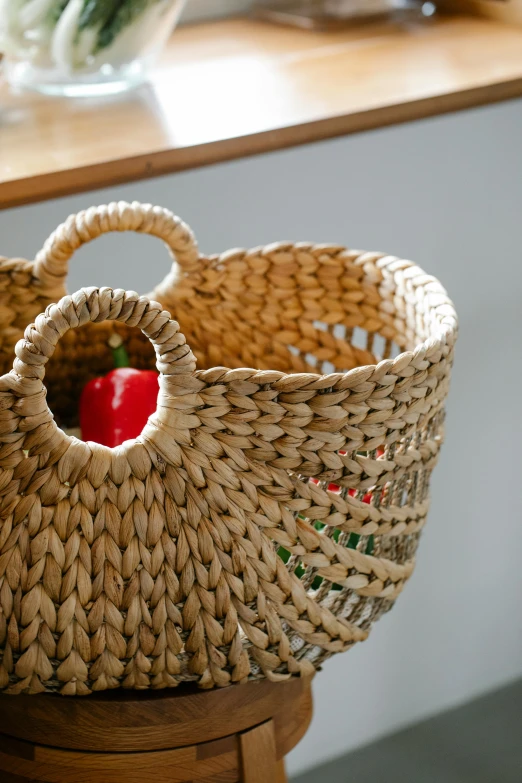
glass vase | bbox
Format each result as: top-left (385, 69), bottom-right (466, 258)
top-left (1, 0), bottom-right (187, 97)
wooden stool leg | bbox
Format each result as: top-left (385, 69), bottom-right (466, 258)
top-left (276, 759), bottom-right (288, 783)
top-left (239, 720), bottom-right (277, 783)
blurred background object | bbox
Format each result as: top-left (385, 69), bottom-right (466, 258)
top-left (252, 0), bottom-right (437, 29)
top-left (0, 0), bottom-right (187, 96)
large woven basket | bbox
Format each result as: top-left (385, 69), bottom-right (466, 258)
top-left (0, 202), bottom-right (457, 695)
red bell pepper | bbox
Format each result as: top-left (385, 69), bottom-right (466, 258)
top-left (79, 334), bottom-right (159, 448)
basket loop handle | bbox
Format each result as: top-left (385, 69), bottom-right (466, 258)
top-left (12, 287), bottom-right (197, 453)
top-left (33, 202), bottom-right (200, 290)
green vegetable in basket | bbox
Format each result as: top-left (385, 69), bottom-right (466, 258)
top-left (277, 485), bottom-right (375, 592)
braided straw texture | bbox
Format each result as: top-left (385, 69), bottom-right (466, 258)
top-left (0, 203), bottom-right (457, 695)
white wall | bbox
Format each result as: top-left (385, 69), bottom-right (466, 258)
top-left (1, 98), bottom-right (521, 777)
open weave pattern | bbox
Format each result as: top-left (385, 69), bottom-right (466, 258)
top-left (0, 203), bottom-right (457, 694)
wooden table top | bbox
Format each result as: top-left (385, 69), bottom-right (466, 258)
top-left (2, 14), bottom-right (522, 209)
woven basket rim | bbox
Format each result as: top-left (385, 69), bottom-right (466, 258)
top-left (178, 256), bottom-right (458, 387)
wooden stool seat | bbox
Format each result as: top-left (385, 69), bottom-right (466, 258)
top-left (0, 677), bottom-right (313, 782)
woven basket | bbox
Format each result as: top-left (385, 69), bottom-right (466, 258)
top-left (0, 202), bottom-right (457, 695)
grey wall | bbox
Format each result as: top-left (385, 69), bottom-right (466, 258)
top-left (1, 98), bottom-right (521, 777)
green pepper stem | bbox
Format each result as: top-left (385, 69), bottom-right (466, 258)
top-left (108, 333), bottom-right (130, 369)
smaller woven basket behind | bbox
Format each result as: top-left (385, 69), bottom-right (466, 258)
top-left (0, 203), bottom-right (457, 695)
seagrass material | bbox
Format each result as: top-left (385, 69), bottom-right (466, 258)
top-left (0, 202), bottom-right (457, 695)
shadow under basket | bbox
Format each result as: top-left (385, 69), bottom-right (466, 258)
top-left (0, 201), bottom-right (457, 695)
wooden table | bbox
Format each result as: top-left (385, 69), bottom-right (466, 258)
top-left (0, 677), bottom-right (313, 782)
top-left (2, 15), bottom-right (522, 209)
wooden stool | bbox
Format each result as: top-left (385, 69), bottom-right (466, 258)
top-left (0, 677), bottom-right (312, 782)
